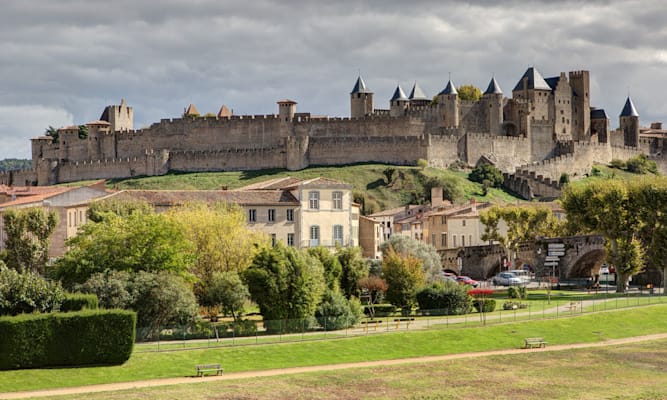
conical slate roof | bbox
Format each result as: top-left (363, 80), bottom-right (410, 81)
top-left (620, 96), bottom-right (639, 117)
top-left (351, 76), bottom-right (372, 94)
top-left (512, 67), bottom-right (550, 91)
top-left (438, 79), bottom-right (458, 95)
top-left (409, 82), bottom-right (428, 100)
top-left (484, 77), bottom-right (503, 95)
top-left (390, 85), bottom-right (408, 101)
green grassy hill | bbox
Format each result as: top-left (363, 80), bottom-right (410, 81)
top-left (106, 164), bottom-right (522, 213)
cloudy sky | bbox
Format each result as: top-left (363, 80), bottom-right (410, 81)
top-left (1, 0), bottom-right (666, 159)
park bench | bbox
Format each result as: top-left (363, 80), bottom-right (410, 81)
top-left (564, 302), bottom-right (579, 312)
top-left (393, 317), bottom-right (415, 329)
top-left (523, 337), bottom-right (547, 349)
top-left (195, 363), bottom-right (223, 377)
top-left (361, 320), bottom-right (383, 331)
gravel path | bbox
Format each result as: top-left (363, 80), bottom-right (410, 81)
top-left (2, 332), bottom-right (667, 400)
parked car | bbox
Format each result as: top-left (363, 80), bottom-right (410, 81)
top-left (455, 276), bottom-right (479, 287)
top-left (492, 272), bottom-right (523, 286)
top-left (600, 266), bottom-right (610, 274)
top-left (507, 269), bottom-right (532, 284)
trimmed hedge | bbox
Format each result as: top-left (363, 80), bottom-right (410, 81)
top-left (0, 309), bottom-right (136, 370)
top-left (473, 299), bottom-right (497, 313)
top-left (60, 293), bottom-right (99, 312)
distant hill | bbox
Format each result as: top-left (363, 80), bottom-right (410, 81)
top-left (105, 164), bottom-right (522, 214)
top-left (0, 159), bottom-right (31, 172)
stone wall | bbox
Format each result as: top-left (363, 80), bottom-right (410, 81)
top-left (465, 134), bottom-right (531, 172)
top-left (308, 136), bottom-right (425, 166)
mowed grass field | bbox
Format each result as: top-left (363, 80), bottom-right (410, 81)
top-left (1, 304), bottom-right (667, 395)
top-left (41, 338), bottom-right (667, 400)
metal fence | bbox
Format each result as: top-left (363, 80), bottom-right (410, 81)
top-left (134, 291), bottom-right (667, 353)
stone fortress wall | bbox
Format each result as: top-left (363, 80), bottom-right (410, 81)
top-left (6, 67), bottom-right (666, 199)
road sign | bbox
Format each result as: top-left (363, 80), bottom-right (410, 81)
top-left (544, 261), bottom-right (559, 266)
top-left (548, 243), bottom-right (565, 249)
top-left (548, 251), bottom-right (565, 256)
top-left (544, 256), bottom-right (560, 261)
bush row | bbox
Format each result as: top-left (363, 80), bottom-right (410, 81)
top-left (60, 293), bottom-right (99, 312)
top-left (0, 309), bottom-right (136, 370)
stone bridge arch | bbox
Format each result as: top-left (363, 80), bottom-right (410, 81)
top-left (534, 235), bottom-right (606, 280)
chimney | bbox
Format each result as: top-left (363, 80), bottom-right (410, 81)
top-left (650, 122), bottom-right (663, 130)
top-left (431, 187), bottom-right (444, 209)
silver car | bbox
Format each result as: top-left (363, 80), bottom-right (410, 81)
top-left (492, 272), bottom-right (523, 286)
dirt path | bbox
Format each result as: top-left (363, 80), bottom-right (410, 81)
top-left (3, 332), bottom-right (667, 400)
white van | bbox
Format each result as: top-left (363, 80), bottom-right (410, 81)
top-left (507, 269), bottom-right (531, 284)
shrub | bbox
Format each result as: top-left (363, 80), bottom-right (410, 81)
top-left (315, 290), bottom-right (363, 331)
top-left (502, 301), bottom-right (528, 310)
top-left (609, 159), bottom-right (626, 170)
top-left (591, 166), bottom-right (602, 176)
top-left (469, 164), bottom-right (504, 188)
top-left (415, 282), bottom-right (472, 315)
top-left (60, 293), bottom-right (99, 312)
top-left (472, 299), bottom-right (496, 313)
top-left (0, 265), bottom-right (65, 316)
top-left (507, 286), bottom-right (527, 299)
top-left (626, 154), bottom-right (658, 174)
top-left (231, 319), bottom-right (258, 336)
top-left (0, 309), bottom-right (135, 370)
top-left (417, 159), bottom-right (429, 169)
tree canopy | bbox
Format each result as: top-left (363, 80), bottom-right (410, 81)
top-left (53, 209), bottom-right (195, 288)
top-left (457, 84), bottom-right (482, 101)
top-left (2, 207), bottom-right (58, 274)
top-left (382, 247), bottom-right (425, 313)
top-left (380, 235), bottom-right (442, 282)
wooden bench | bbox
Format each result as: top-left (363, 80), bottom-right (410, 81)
top-left (195, 363), bottom-right (223, 377)
top-left (393, 317), bottom-right (415, 329)
top-left (361, 320), bottom-right (383, 331)
top-left (524, 337), bottom-right (547, 348)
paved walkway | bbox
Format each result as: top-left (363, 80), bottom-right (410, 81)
top-left (2, 332), bottom-right (667, 399)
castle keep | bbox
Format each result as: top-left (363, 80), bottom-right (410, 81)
top-left (3, 67), bottom-right (665, 196)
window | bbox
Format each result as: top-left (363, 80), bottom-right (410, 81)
top-left (333, 225), bottom-right (343, 245)
top-left (441, 216), bottom-right (446, 225)
top-left (286, 209), bottom-right (294, 222)
top-left (332, 191), bottom-right (343, 209)
top-left (441, 233), bottom-right (447, 247)
top-left (287, 233), bottom-right (294, 247)
top-left (271, 234), bottom-right (276, 247)
top-left (248, 209), bottom-right (256, 222)
top-left (309, 191), bottom-right (319, 209)
top-left (469, 235), bottom-right (473, 246)
top-left (431, 234), bottom-right (435, 245)
top-left (310, 225), bottom-right (320, 246)
top-left (268, 209), bottom-right (275, 222)
top-left (462, 236), bottom-right (465, 247)
top-left (462, 219), bottom-right (466, 227)
top-left (453, 235), bottom-right (457, 247)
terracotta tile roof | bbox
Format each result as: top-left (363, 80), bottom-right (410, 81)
top-left (237, 177), bottom-right (302, 191)
top-left (238, 176), bottom-right (350, 191)
top-left (109, 189), bottom-right (299, 207)
top-left (0, 186), bottom-right (72, 208)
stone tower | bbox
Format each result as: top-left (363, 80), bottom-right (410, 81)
top-left (483, 77), bottom-right (503, 135)
top-left (277, 99), bottom-right (297, 122)
top-left (389, 85), bottom-right (409, 117)
top-left (438, 79), bottom-right (459, 128)
top-left (569, 70), bottom-right (591, 141)
top-left (512, 67), bottom-right (551, 122)
top-left (620, 96), bottom-right (640, 147)
top-left (350, 76), bottom-right (374, 118)
top-left (100, 99), bottom-right (133, 132)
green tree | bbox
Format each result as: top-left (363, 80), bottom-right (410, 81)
top-left (77, 124), bottom-right (88, 139)
top-left (481, 205), bottom-right (563, 269)
top-left (2, 207), bottom-right (58, 274)
top-left (422, 175), bottom-right (464, 204)
top-left (131, 271), bottom-right (199, 340)
top-left (626, 154), bottom-right (658, 174)
top-left (382, 247), bottom-right (425, 314)
top-left (53, 211), bottom-right (195, 288)
top-left (243, 244), bottom-right (325, 332)
top-left (308, 246), bottom-right (342, 291)
top-left (76, 270), bottom-right (134, 309)
top-left (336, 246), bottom-right (368, 299)
top-left (0, 264), bottom-right (65, 315)
top-left (87, 198), bottom-right (153, 223)
top-left (469, 164), bottom-right (504, 194)
top-left (633, 179), bottom-right (667, 290)
top-left (415, 281), bottom-right (471, 315)
top-left (560, 180), bottom-right (644, 291)
top-left (380, 235), bottom-right (442, 282)
top-left (559, 173), bottom-right (570, 186)
top-left (315, 289), bottom-right (363, 330)
top-left (44, 126), bottom-right (58, 143)
top-left (168, 202), bottom-right (267, 305)
top-left (203, 271), bottom-right (249, 322)
top-left (457, 84), bottom-right (482, 101)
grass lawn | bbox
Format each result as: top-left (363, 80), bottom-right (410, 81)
top-left (1, 304), bottom-right (666, 393)
top-left (37, 338), bottom-right (667, 400)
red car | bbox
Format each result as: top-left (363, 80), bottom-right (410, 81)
top-left (456, 276), bottom-right (479, 287)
